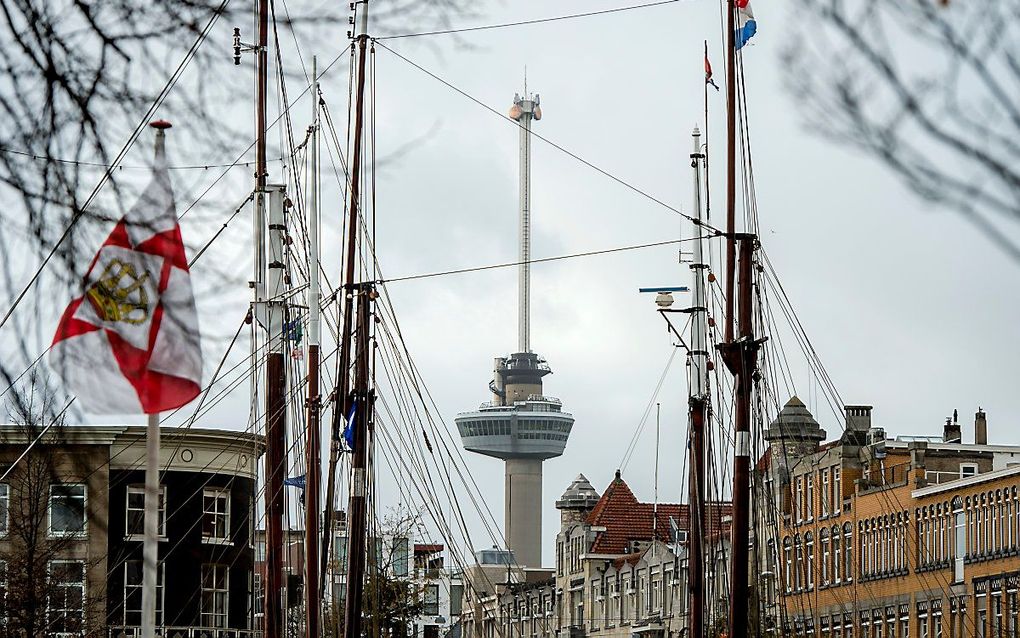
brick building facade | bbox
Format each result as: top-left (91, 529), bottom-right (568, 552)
top-left (758, 400), bottom-right (1020, 638)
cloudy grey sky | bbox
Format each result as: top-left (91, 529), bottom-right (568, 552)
top-left (34, 0), bottom-right (1020, 564)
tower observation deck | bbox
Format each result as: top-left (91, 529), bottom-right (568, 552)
top-left (455, 91), bottom-right (574, 569)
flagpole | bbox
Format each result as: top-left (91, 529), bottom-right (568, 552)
top-left (142, 411), bottom-right (160, 638)
top-left (142, 119), bottom-right (171, 638)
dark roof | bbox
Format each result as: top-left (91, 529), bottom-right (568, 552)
top-left (585, 473), bottom-right (731, 554)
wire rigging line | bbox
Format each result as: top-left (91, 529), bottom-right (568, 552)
top-left (0, 146), bottom-right (288, 171)
top-left (372, 40), bottom-right (724, 234)
top-left (378, 235), bottom-right (708, 284)
top-left (377, 0), bottom-right (684, 40)
top-left (619, 345), bottom-right (681, 472)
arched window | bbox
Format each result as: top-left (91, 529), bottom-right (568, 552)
top-left (966, 496), bottom-right (975, 557)
top-left (952, 496), bottom-right (965, 584)
top-left (805, 532), bottom-right (815, 590)
top-left (843, 522), bottom-right (853, 582)
top-left (893, 513), bottom-right (901, 571)
top-left (998, 490), bottom-right (1006, 553)
top-left (915, 508), bottom-right (924, 567)
top-left (794, 534), bottom-right (804, 591)
top-left (859, 521), bottom-right (868, 577)
top-left (901, 512), bottom-right (909, 571)
top-left (831, 525), bottom-right (842, 584)
top-left (821, 528), bottom-right (831, 585)
top-left (783, 536), bottom-right (793, 593)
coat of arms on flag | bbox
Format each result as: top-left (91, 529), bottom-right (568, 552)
top-left (50, 121), bottom-right (202, 414)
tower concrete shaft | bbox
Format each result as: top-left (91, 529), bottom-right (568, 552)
top-left (505, 457), bottom-right (543, 568)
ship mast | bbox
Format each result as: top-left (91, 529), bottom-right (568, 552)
top-left (304, 56), bottom-right (322, 638)
top-left (687, 126), bottom-right (709, 638)
top-left (722, 2), bottom-right (760, 637)
top-left (316, 3), bottom-right (374, 638)
top-left (251, 0), bottom-right (288, 636)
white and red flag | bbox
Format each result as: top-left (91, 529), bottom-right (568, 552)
top-left (50, 121), bottom-right (202, 414)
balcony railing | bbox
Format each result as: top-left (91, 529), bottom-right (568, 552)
top-left (109, 627), bottom-right (263, 638)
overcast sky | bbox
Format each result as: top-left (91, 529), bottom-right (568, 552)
top-left (32, 0), bottom-right (1020, 566)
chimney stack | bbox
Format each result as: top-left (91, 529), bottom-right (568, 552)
top-left (975, 408), bottom-right (988, 445)
top-left (943, 411), bottom-right (962, 443)
top-left (845, 405), bottom-right (873, 432)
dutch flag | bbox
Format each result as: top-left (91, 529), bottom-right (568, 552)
top-left (735, 0), bottom-right (757, 50)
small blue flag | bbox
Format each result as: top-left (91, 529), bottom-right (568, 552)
top-left (342, 400), bottom-right (357, 450)
top-left (284, 475), bottom-right (306, 489)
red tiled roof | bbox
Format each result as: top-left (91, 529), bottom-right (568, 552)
top-left (414, 543), bottom-right (444, 554)
top-left (586, 473), bottom-right (731, 554)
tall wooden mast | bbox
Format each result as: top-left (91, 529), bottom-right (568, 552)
top-left (722, 1), bottom-right (761, 635)
top-left (304, 56), bottom-right (322, 638)
top-left (321, 1), bottom-right (372, 635)
top-left (252, 0), bottom-right (287, 637)
top-left (721, 235), bottom-right (759, 638)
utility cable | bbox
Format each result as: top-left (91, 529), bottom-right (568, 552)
top-left (378, 0), bottom-right (684, 40)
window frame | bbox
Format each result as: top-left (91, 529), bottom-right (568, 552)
top-left (122, 560), bottom-right (166, 626)
top-left (47, 559), bottom-right (86, 638)
top-left (423, 583), bottom-right (440, 617)
top-left (200, 563), bottom-right (229, 629)
top-left (125, 484), bottom-right (167, 541)
top-left (0, 483), bottom-right (8, 537)
top-left (48, 483), bottom-right (87, 538)
top-left (201, 488), bottom-right (231, 544)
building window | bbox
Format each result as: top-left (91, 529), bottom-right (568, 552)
top-left (253, 572), bottom-right (263, 619)
top-left (450, 583), bottom-right (463, 617)
top-left (48, 560), bottom-right (85, 638)
top-left (335, 535), bottom-right (348, 573)
top-left (126, 485), bottom-right (166, 539)
top-left (843, 523), bottom-right (853, 582)
top-left (794, 535), bottom-right (804, 591)
top-left (796, 477), bottom-right (804, 523)
top-left (821, 469), bottom-right (831, 517)
top-left (391, 537), bottom-right (409, 577)
top-left (832, 525), bottom-right (842, 584)
top-left (807, 474), bottom-right (815, 521)
top-left (806, 532), bottom-right (815, 590)
top-left (833, 467), bottom-right (843, 515)
top-left (424, 584), bottom-right (440, 616)
top-left (821, 528), bottom-right (831, 585)
top-left (0, 559), bottom-right (7, 627)
top-left (49, 484), bottom-right (86, 537)
top-left (201, 564), bottom-right (229, 628)
top-left (202, 488), bottom-right (230, 543)
top-left (993, 592), bottom-right (1003, 638)
top-left (961, 464), bottom-right (979, 479)
top-left (0, 484), bottom-right (8, 536)
top-left (919, 605), bottom-right (929, 638)
top-left (953, 497), bottom-right (965, 583)
top-left (123, 561), bottom-right (164, 626)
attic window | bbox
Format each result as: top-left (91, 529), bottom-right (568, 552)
top-left (960, 464), bottom-right (978, 479)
